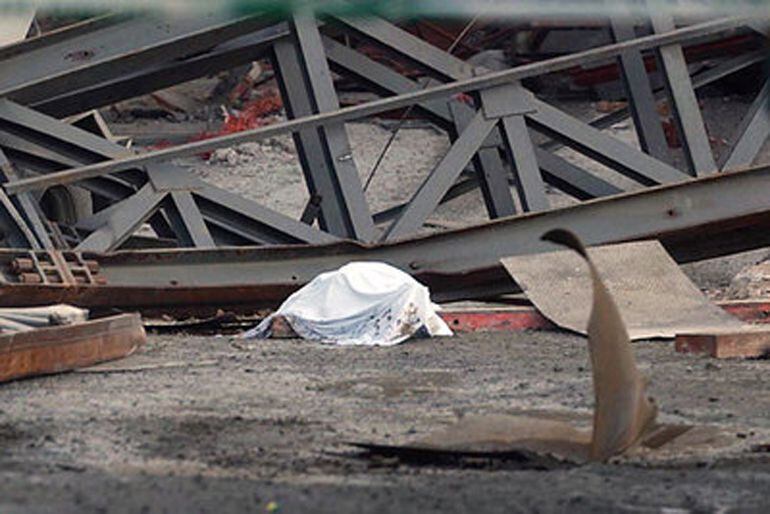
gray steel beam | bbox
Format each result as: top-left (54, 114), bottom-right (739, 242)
top-left (482, 85), bottom-right (548, 212)
top-left (325, 35), bottom-right (621, 201)
top-left (325, 35), bottom-right (504, 214)
top-left (651, 11), bottom-right (718, 176)
top-left (5, 16), bottom-right (750, 194)
top-left (372, 150), bottom-right (623, 226)
top-left (299, 194), bottom-right (322, 225)
top-left (384, 111), bottom-right (496, 240)
top-left (501, 115), bottom-right (549, 212)
top-left (1, 148), bottom-right (132, 202)
top-left (0, 119), bottom-right (167, 244)
top-left (0, 99), bottom-right (334, 247)
top-left (527, 99), bottom-right (687, 185)
top-left (0, 149), bottom-right (44, 249)
top-left (322, 35), bottom-right (455, 125)
top-left (0, 189), bottom-right (40, 249)
top-left (331, 14), bottom-right (476, 81)
top-left (373, 177), bottom-right (480, 224)
top-left (165, 192), bottom-right (215, 248)
top-left (610, 17), bottom-right (671, 163)
top-left (31, 23), bottom-right (290, 117)
top-left (0, 99), bottom-right (130, 163)
top-left (0, 148), bottom-right (54, 249)
top-left (76, 184), bottom-right (166, 252)
top-left (0, 14), bottom-right (273, 106)
top-left (0, 98), bottom-right (149, 201)
top-left (0, 14), bottom-right (119, 61)
top-left (720, 79), bottom-right (770, 171)
top-left (286, 14), bottom-right (374, 241)
top-left (449, 101), bottom-right (517, 218)
top-left (0, 129), bottom-right (85, 169)
top-left (540, 48), bottom-right (768, 152)
top-left (535, 150), bottom-right (623, 199)
top-left (205, 217), bottom-right (268, 245)
top-left (195, 183), bottom-right (338, 245)
top-left (272, 39), bottom-right (365, 239)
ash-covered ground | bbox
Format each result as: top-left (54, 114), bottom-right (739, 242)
top-left (0, 331), bottom-right (768, 513)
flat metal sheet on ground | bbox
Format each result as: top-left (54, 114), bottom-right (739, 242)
top-left (501, 240), bottom-right (745, 339)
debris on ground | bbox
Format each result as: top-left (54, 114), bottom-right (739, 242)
top-left (675, 326), bottom-right (770, 359)
top-left (0, 5), bottom-right (768, 512)
top-left (727, 260), bottom-right (770, 300)
top-left (0, 304), bottom-right (88, 333)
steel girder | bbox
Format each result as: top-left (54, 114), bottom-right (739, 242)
top-left (609, 16), bottom-right (671, 163)
top-left (0, 13), bottom-right (276, 109)
top-left (32, 23), bottom-right (292, 117)
top-left (5, 16), bottom-right (756, 193)
top-left (0, 99), bottom-right (337, 250)
top-left (0, 12), bottom-right (767, 255)
top-left (0, 163), bottom-right (769, 314)
top-left (272, 16), bottom-right (374, 240)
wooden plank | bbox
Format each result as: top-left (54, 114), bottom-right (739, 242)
top-left (0, 313), bottom-right (146, 383)
top-left (675, 329), bottom-right (770, 358)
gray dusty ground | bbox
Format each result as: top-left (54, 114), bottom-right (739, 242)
top-left (1, 331), bottom-right (768, 513)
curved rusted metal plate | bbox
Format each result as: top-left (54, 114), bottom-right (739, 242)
top-left (0, 313), bottom-right (146, 383)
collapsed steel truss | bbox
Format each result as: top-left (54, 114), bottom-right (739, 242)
top-left (0, 6), bottom-right (768, 311)
top-left (1, 163), bottom-right (770, 314)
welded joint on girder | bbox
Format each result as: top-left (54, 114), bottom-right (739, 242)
top-left (146, 164), bottom-right (203, 193)
top-left (480, 83), bottom-right (537, 120)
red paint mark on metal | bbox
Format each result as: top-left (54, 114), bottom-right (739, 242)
top-left (438, 300), bottom-right (770, 334)
top-left (266, 309), bottom-right (554, 338)
top-left (254, 302), bottom-right (770, 340)
top-left (718, 300), bottom-right (770, 324)
top-left (439, 308), bottom-right (554, 333)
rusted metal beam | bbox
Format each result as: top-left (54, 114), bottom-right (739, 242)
top-left (0, 314), bottom-right (145, 383)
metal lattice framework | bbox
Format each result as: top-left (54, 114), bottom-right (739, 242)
top-left (0, 7), bottom-right (767, 258)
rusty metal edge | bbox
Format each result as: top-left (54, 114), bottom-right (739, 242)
top-left (0, 313), bottom-right (146, 383)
